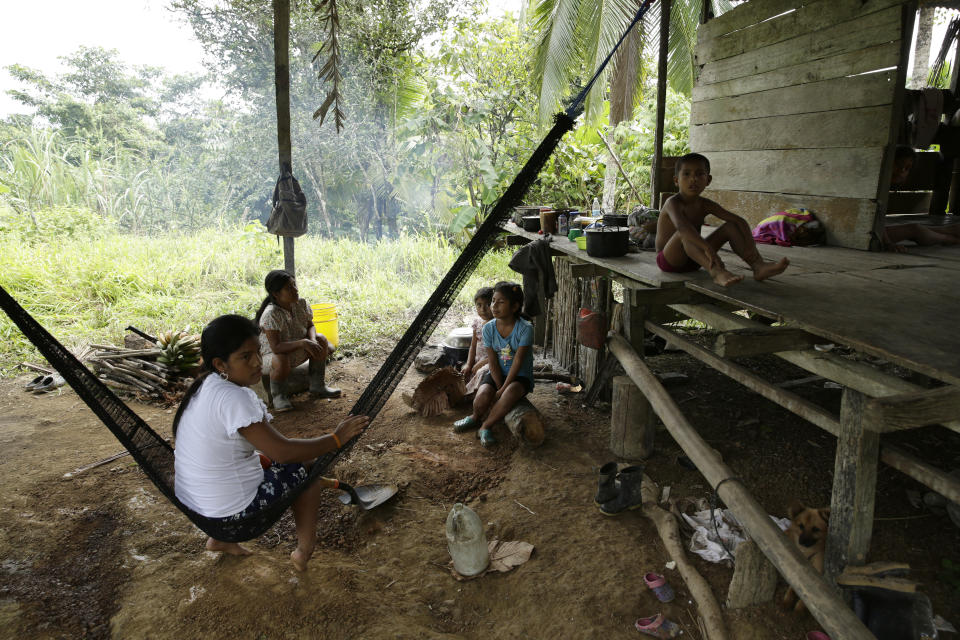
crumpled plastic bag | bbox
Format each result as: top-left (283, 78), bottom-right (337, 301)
top-left (681, 508), bottom-right (790, 563)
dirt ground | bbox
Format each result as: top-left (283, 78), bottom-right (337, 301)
top-left (1, 336), bottom-right (958, 640)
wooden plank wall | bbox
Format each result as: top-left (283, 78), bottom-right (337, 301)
top-left (689, 0), bottom-right (912, 249)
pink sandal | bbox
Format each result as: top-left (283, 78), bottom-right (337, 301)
top-left (635, 613), bottom-right (680, 638)
top-left (644, 572), bottom-right (675, 603)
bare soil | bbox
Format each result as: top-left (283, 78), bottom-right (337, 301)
top-left (1, 343), bottom-right (958, 639)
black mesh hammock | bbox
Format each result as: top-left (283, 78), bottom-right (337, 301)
top-left (0, 0), bottom-right (655, 543)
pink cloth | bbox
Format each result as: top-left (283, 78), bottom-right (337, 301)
top-left (751, 209), bottom-right (815, 247)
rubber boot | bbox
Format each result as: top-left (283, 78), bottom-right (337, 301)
top-left (309, 360), bottom-right (341, 398)
top-left (269, 379), bottom-right (294, 412)
top-left (599, 465), bottom-right (644, 516)
top-left (594, 462), bottom-right (619, 506)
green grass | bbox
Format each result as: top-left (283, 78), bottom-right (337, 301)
top-left (0, 215), bottom-right (515, 374)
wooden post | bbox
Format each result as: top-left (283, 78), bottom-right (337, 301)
top-left (726, 540), bottom-right (779, 608)
top-left (274, 0), bottom-right (295, 276)
top-left (651, 0), bottom-right (671, 209)
top-left (606, 334), bottom-right (875, 640)
top-left (614, 294), bottom-right (655, 458)
top-left (610, 376), bottom-right (653, 458)
top-left (825, 388), bottom-right (880, 583)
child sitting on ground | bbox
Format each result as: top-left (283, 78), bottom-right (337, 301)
top-left (452, 281), bottom-right (534, 447)
top-left (462, 286), bottom-right (494, 394)
top-left (656, 152), bottom-right (789, 287)
top-left (173, 314), bottom-right (368, 570)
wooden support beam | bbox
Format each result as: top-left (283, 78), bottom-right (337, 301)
top-left (646, 322), bottom-right (841, 435)
top-left (610, 375), bottom-right (653, 459)
top-left (880, 445), bottom-right (960, 504)
top-left (606, 334), bottom-right (875, 640)
top-left (864, 385), bottom-right (960, 431)
top-left (826, 389), bottom-right (879, 582)
top-left (671, 303), bottom-right (960, 435)
top-left (714, 327), bottom-right (828, 358)
top-left (726, 540), bottom-right (778, 609)
top-left (647, 321), bottom-right (960, 506)
top-left (570, 263), bottom-right (606, 278)
top-left (618, 285), bottom-right (702, 306)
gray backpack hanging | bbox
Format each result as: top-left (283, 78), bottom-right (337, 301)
top-left (266, 172), bottom-right (307, 237)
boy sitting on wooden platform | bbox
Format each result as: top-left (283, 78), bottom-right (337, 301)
top-left (656, 153), bottom-right (790, 287)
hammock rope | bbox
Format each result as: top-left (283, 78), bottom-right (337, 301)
top-left (0, 0), bottom-right (656, 542)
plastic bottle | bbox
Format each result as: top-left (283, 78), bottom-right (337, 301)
top-left (557, 212), bottom-right (568, 235)
top-left (591, 197), bottom-right (600, 218)
top-left (446, 503), bottom-right (489, 576)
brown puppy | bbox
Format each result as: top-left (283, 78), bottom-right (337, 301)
top-left (782, 502), bottom-right (830, 613)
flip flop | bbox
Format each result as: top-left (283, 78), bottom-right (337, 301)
top-left (635, 613), bottom-right (680, 638)
top-left (24, 375), bottom-right (46, 391)
top-left (478, 428), bottom-right (496, 447)
top-left (453, 416), bottom-right (477, 433)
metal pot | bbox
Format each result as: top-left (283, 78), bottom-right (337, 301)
top-left (521, 216), bottom-right (541, 232)
top-left (585, 226), bottom-right (629, 258)
top-left (603, 213), bottom-right (628, 226)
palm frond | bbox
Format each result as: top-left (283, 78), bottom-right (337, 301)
top-left (311, 0), bottom-right (345, 133)
top-left (531, 0), bottom-right (582, 129)
top-left (581, 0), bottom-right (640, 125)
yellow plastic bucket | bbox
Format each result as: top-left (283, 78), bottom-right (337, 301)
top-left (311, 303), bottom-right (339, 348)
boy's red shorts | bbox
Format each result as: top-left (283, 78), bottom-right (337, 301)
top-left (656, 251), bottom-right (701, 273)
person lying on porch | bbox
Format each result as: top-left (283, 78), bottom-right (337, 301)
top-left (882, 145), bottom-right (960, 251)
top-left (655, 152), bottom-right (790, 287)
top-left (255, 269), bottom-right (340, 412)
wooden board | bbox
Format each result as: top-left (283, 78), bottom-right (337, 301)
top-left (691, 107), bottom-right (892, 152)
top-left (701, 189), bottom-right (879, 250)
top-left (697, 0), bottom-right (905, 65)
top-left (693, 42), bottom-right (901, 103)
top-left (697, 0), bottom-right (802, 43)
top-left (507, 224), bottom-right (688, 288)
top-left (706, 148), bottom-right (886, 200)
top-left (691, 74), bottom-right (894, 126)
top-left (845, 265), bottom-right (960, 300)
top-left (684, 270), bottom-right (960, 385)
top-left (698, 6), bottom-right (901, 86)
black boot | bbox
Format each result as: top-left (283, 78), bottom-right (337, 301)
top-left (309, 360), bottom-right (341, 398)
top-left (594, 462), bottom-right (619, 506)
top-left (599, 465), bottom-right (645, 516)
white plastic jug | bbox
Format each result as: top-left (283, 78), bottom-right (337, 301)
top-left (446, 503), bottom-right (489, 576)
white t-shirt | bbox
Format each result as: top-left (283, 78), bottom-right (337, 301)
top-left (174, 375), bottom-right (271, 517)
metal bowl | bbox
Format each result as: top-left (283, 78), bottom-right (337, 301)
top-left (443, 327), bottom-right (474, 350)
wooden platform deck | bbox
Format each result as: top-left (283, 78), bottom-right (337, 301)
top-left (508, 223), bottom-right (960, 386)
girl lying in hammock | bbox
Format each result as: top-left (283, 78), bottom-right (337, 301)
top-left (173, 314), bottom-right (368, 570)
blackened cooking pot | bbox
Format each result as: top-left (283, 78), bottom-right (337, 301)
top-left (521, 216), bottom-right (541, 232)
top-left (585, 226), bottom-right (629, 258)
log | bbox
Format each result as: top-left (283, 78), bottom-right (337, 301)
top-left (504, 398), bottom-right (545, 447)
top-left (606, 333), bottom-right (875, 640)
top-left (714, 327), bottom-right (827, 358)
top-left (726, 539), bottom-right (779, 608)
top-left (610, 376), bottom-right (653, 459)
top-left (638, 474), bottom-right (728, 640)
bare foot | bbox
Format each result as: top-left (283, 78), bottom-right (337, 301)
top-left (205, 537), bottom-right (253, 556)
top-left (752, 257), bottom-right (789, 281)
top-left (711, 269), bottom-right (744, 287)
top-left (291, 546), bottom-right (313, 571)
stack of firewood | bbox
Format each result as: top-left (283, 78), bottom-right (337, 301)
top-left (88, 344), bottom-right (189, 398)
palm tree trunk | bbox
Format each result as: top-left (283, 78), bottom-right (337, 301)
top-left (912, 5), bottom-right (936, 88)
top-left (602, 5), bottom-right (644, 213)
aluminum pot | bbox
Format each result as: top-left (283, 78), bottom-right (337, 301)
top-left (585, 226), bottom-right (629, 258)
top-left (521, 216), bottom-right (541, 232)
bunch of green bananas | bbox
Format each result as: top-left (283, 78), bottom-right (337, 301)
top-left (156, 330), bottom-right (201, 372)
